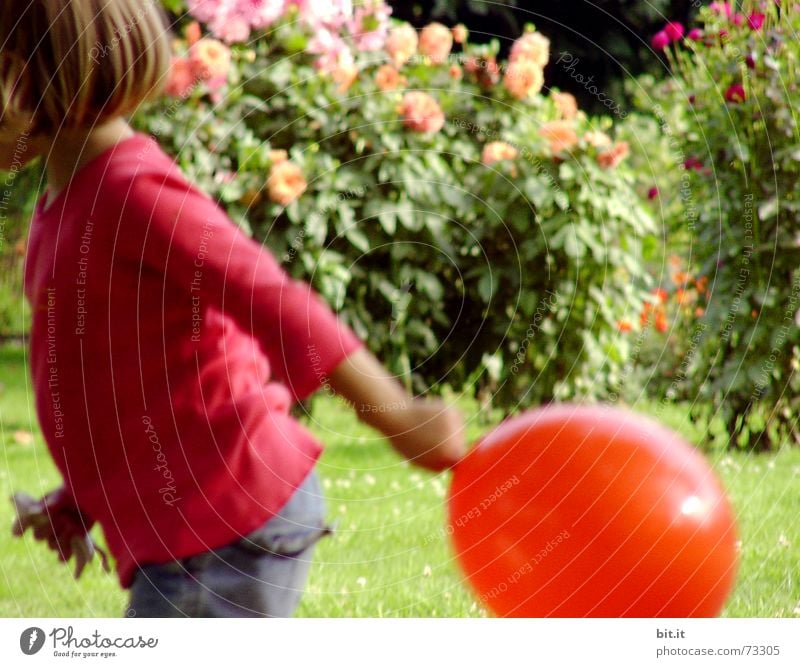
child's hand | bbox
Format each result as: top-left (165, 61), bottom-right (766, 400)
top-left (10, 489), bottom-right (110, 579)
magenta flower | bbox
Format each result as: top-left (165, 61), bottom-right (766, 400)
top-left (647, 187), bottom-right (659, 200)
top-left (687, 28), bottom-right (703, 41)
top-left (748, 12), bottom-right (766, 30)
top-left (684, 157), bottom-right (703, 171)
top-left (651, 30), bottom-right (670, 51)
top-left (725, 83), bottom-right (746, 103)
top-left (732, 13), bottom-right (745, 26)
top-left (664, 22), bottom-right (685, 41)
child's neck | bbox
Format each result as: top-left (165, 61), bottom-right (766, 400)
top-left (45, 118), bottom-right (135, 202)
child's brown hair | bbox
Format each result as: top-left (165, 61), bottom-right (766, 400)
top-left (0, 0), bottom-right (171, 134)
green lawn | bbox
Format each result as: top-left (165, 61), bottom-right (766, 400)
top-left (1, 344), bottom-right (798, 617)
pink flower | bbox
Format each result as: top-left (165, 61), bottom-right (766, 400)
top-left (186, 0), bottom-right (222, 24)
top-left (385, 23), bottom-right (418, 68)
top-left (237, 0), bottom-right (285, 30)
top-left (664, 21), bottom-right (685, 41)
top-left (732, 13), bottom-right (745, 26)
top-left (748, 12), bottom-right (766, 30)
top-left (298, 0), bottom-right (353, 30)
top-left (481, 141), bottom-right (519, 165)
top-left (552, 91), bottom-right (578, 119)
top-left (308, 28), bottom-right (351, 73)
top-left (267, 161), bottom-right (307, 206)
top-left (503, 59), bottom-right (544, 99)
top-left (683, 157), bottom-right (703, 171)
top-left (419, 22), bottom-right (453, 64)
top-left (350, 3), bottom-right (392, 52)
top-left (211, 16), bottom-right (251, 43)
top-left (510, 31), bottom-right (550, 67)
top-left (647, 187), bottom-right (659, 200)
top-left (164, 57), bottom-right (197, 98)
top-left (687, 28), bottom-right (703, 41)
top-left (185, 21), bottom-right (202, 46)
top-left (651, 30), bottom-right (670, 51)
top-left (400, 91), bottom-right (445, 134)
top-left (264, 382), bottom-right (292, 413)
top-left (725, 83), bottom-right (746, 103)
top-left (710, 1), bottom-right (733, 17)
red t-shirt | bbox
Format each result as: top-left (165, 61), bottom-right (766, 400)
top-left (24, 133), bottom-right (361, 587)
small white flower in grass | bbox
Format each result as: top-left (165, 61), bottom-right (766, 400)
top-left (322, 478), bottom-right (332, 489)
top-left (443, 591), bottom-right (452, 600)
top-left (793, 604), bottom-right (800, 616)
top-left (364, 474), bottom-right (376, 486)
top-left (778, 534), bottom-right (790, 548)
top-left (423, 564), bottom-right (432, 577)
top-left (356, 577), bottom-right (367, 587)
top-left (767, 460), bottom-right (775, 470)
top-left (392, 507), bottom-right (401, 517)
top-left (390, 480), bottom-right (401, 491)
top-left (338, 504), bottom-right (347, 514)
top-left (735, 540), bottom-right (743, 552)
top-left (410, 473), bottom-right (421, 483)
top-left (12, 431), bottom-right (34, 446)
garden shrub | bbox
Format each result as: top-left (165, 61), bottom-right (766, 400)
top-left (149, 2), bottom-right (657, 409)
top-left (633, 1), bottom-right (800, 447)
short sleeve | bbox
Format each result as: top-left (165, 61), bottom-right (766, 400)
top-left (113, 168), bottom-right (362, 400)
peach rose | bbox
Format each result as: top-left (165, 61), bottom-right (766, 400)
top-left (190, 38), bottom-right (231, 89)
top-left (597, 141), bottom-right (630, 169)
top-left (269, 149), bottom-right (289, 164)
top-left (332, 62), bottom-right (359, 93)
top-left (510, 31), bottom-right (550, 68)
top-left (539, 120), bottom-right (579, 154)
top-left (164, 57), bottom-right (197, 98)
top-left (503, 60), bottom-right (544, 99)
top-left (385, 23), bottom-right (418, 68)
top-left (452, 24), bottom-right (469, 44)
top-left (449, 64), bottom-right (463, 80)
top-left (400, 91), bottom-right (445, 134)
top-left (375, 64), bottom-right (406, 91)
top-left (552, 91), bottom-right (578, 119)
top-left (419, 22), bottom-right (453, 64)
top-left (267, 161), bottom-right (307, 206)
top-left (583, 130), bottom-right (612, 148)
top-left (481, 141), bottom-right (519, 165)
top-left (185, 21), bottom-right (202, 46)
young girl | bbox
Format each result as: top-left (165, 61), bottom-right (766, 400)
top-left (3, 0), bottom-right (465, 617)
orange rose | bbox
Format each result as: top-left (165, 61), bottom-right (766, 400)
top-left (190, 38), bottom-right (231, 83)
top-left (269, 149), bottom-right (289, 164)
top-left (419, 22), bottom-right (453, 64)
top-left (481, 141), bottom-right (519, 165)
top-left (597, 141), bottom-right (630, 169)
top-left (510, 31), bottom-right (550, 67)
top-left (267, 161), bottom-right (307, 206)
top-left (617, 319), bottom-right (633, 333)
top-left (385, 23), bottom-right (418, 68)
top-left (449, 64), bottom-right (463, 81)
top-left (400, 91), bottom-right (445, 134)
top-left (552, 91), bottom-right (578, 119)
top-left (503, 60), bottom-right (544, 100)
top-left (375, 64), bottom-right (406, 91)
top-left (332, 62), bottom-right (359, 93)
top-left (185, 21), bottom-right (202, 46)
top-left (539, 120), bottom-right (579, 154)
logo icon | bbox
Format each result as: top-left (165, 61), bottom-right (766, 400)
top-left (20, 627), bottom-right (45, 655)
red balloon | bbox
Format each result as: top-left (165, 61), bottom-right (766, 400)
top-left (448, 405), bottom-right (739, 617)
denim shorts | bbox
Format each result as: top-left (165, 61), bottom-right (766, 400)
top-left (126, 469), bottom-right (331, 618)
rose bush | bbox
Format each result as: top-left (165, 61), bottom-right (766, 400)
top-left (144, 1), bottom-right (657, 409)
top-left (632, 1), bottom-right (800, 448)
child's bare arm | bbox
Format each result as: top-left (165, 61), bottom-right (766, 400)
top-left (327, 348), bottom-right (466, 472)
